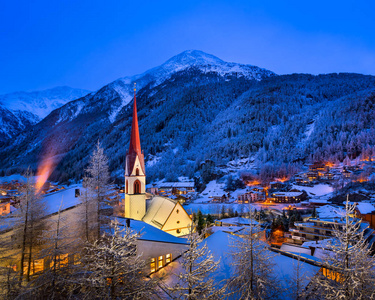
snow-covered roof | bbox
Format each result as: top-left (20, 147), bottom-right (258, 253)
top-left (316, 205), bottom-right (345, 219)
top-left (142, 196), bottom-right (177, 229)
top-left (115, 217), bottom-right (188, 245)
top-left (210, 226), bottom-right (245, 234)
top-left (216, 217), bottom-right (259, 226)
top-left (43, 185), bottom-right (81, 215)
top-left (354, 202), bottom-right (375, 214)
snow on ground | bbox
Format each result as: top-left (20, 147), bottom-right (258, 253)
top-left (0, 174), bottom-right (27, 183)
top-left (154, 231), bottom-right (320, 299)
top-left (196, 180), bottom-right (226, 203)
top-left (292, 183), bottom-right (333, 197)
top-left (195, 180), bottom-right (247, 203)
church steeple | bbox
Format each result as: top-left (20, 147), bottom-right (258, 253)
top-left (129, 83), bottom-right (142, 155)
top-left (126, 83), bottom-right (145, 176)
top-left (124, 82), bottom-right (146, 220)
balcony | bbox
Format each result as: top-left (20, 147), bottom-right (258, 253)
top-left (292, 236), bottom-right (306, 241)
top-left (289, 228), bottom-right (299, 233)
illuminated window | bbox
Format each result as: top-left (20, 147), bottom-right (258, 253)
top-left (50, 254), bottom-right (69, 269)
top-left (166, 253), bottom-right (172, 264)
top-left (34, 259), bottom-right (44, 274)
top-left (158, 256), bottom-right (164, 268)
top-left (150, 258), bottom-right (156, 273)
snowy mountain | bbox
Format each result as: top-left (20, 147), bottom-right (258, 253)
top-left (105, 50), bottom-right (274, 123)
top-left (0, 86), bottom-right (91, 120)
top-left (122, 50), bottom-right (275, 85)
top-left (2, 50), bottom-right (374, 184)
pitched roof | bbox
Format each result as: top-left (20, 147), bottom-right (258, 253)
top-left (115, 217), bottom-right (188, 245)
top-left (142, 196), bottom-right (177, 229)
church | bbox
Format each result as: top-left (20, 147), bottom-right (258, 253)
top-left (124, 84), bottom-right (192, 237)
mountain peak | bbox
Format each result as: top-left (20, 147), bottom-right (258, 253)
top-left (163, 50), bottom-right (224, 67)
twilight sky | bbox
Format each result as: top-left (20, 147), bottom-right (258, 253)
top-left (1, 0), bottom-right (374, 94)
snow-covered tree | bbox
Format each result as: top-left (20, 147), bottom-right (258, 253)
top-left (307, 197), bottom-right (375, 299)
top-left (168, 227), bottom-right (223, 300)
top-left (85, 142), bottom-right (111, 241)
top-left (26, 200), bottom-right (76, 299)
top-left (287, 256), bottom-right (309, 300)
top-left (0, 265), bottom-right (19, 300)
top-left (229, 209), bottom-right (281, 300)
top-left (75, 176), bottom-right (96, 243)
top-left (78, 220), bottom-right (155, 299)
top-left (14, 169), bottom-right (47, 283)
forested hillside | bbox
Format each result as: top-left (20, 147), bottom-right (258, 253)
top-left (1, 61), bottom-right (374, 184)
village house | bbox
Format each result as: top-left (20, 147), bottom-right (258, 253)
top-left (271, 191), bottom-right (305, 203)
top-left (354, 202), bottom-right (375, 229)
top-left (0, 202), bottom-right (16, 216)
top-left (285, 217), bottom-right (374, 245)
top-left (237, 191), bottom-right (263, 203)
top-left (308, 162), bottom-right (329, 173)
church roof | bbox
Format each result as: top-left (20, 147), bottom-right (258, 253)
top-left (126, 85), bottom-right (145, 175)
top-left (115, 217), bottom-right (188, 245)
top-left (142, 196), bottom-right (178, 229)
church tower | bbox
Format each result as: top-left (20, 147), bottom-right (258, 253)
top-left (124, 83), bottom-right (146, 220)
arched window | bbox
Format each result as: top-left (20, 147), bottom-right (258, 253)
top-left (134, 180), bottom-right (141, 194)
top-left (126, 180), bottom-right (128, 194)
top-left (136, 168), bottom-right (139, 176)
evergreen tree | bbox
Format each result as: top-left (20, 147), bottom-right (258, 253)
top-left (230, 210), bottom-right (282, 299)
top-left (79, 220), bottom-right (155, 299)
top-left (169, 228), bottom-right (223, 299)
top-left (196, 210), bottom-right (205, 235)
top-left (85, 142), bottom-right (111, 241)
top-left (308, 196), bottom-right (375, 299)
top-left (206, 214), bottom-right (214, 226)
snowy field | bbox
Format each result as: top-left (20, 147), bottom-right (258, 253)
top-left (195, 180), bottom-right (247, 203)
top-left (292, 183), bottom-right (333, 197)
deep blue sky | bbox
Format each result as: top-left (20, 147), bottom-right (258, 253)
top-left (1, 0), bottom-right (374, 94)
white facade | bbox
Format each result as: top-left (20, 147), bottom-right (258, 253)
top-left (124, 154), bottom-right (146, 220)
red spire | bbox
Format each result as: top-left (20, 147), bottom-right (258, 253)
top-left (128, 83), bottom-right (142, 155)
top-left (126, 83), bottom-right (145, 176)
